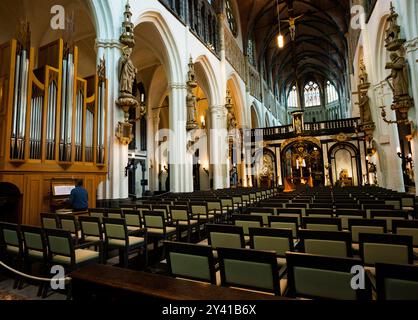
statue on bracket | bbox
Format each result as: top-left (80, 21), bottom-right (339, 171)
top-left (385, 52), bottom-right (409, 100)
top-left (225, 89), bottom-right (237, 131)
top-left (357, 91), bottom-right (372, 124)
top-left (119, 46), bottom-right (137, 96)
top-left (186, 57), bottom-right (198, 131)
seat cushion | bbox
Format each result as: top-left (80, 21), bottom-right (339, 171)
top-left (108, 237), bottom-right (145, 248)
top-left (85, 236), bottom-right (101, 242)
top-left (178, 220), bottom-right (199, 226)
top-left (6, 245), bottom-right (20, 254)
top-left (52, 249), bottom-right (99, 265)
top-left (127, 226), bottom-right (141, 232)
top-left (28, 249), bottom-right (45, 260)
top-left (147, 227), bottom-right (177, 235)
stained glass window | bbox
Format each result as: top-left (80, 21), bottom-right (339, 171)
top-left (225, 0), bottom-right (238, 36)
top-left (326, 81), bottom-right (338, 103)
top-left (287, 85), bottom-right (298, 107)
top-left (304, 81), bottom-right (320, 107)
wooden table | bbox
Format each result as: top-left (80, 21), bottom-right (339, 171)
top-left (70, 264), bottom-right (287, 301)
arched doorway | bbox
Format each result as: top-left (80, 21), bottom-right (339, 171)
top-left (0, 183), bottom-right (22, 223)
top-left (282, 140), bottom-right (324, 191)
top-left (329, 143), bottom-right (361, 187)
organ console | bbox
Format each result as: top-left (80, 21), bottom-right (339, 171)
top-left (0, 23), bottom-right (108, 225)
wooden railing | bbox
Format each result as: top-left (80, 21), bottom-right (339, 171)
top-left (248, 118), bottom-right (361, 140)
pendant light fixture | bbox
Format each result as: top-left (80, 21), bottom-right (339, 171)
top-left (277, 0), bottom-right (284, 48)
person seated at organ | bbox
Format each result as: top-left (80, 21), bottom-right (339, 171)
top-left (68, 180), bottom-right (89, 212)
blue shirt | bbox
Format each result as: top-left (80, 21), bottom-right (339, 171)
top-left (69, 186), bottom-right (89, 210)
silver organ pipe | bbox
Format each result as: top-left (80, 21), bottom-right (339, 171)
top-left (97, 81), bottom-right (105, 164)
top-left (29, 89), bottom-right (43, 159)
top-left (46, 82), bottom-right (57, 160)
top-left (86, 106), bottom-right (94, 162)
top-left (75, 89), bottom-right (83, 162)
top-left (10, 49), bottom-right (30, 160)
top-left (59, 53), bottom-right (74, 162)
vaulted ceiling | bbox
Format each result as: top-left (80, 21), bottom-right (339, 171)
top-left (237, 0), bottom-right (350, 97)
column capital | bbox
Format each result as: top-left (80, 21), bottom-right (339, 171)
top-left (210, 105), bottom-right (227, 115)
top-left (169, 83), bottom-right (188, 90)
top-left (95, 39), bottom-right (122, 50)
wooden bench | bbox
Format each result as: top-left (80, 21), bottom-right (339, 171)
top-left (70, 264), bottom-right (288, 300)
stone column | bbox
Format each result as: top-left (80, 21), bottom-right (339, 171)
top-left (148, 109), bottom-right (160, 192)
top-left (96, 39), bottom-right (129, 200)
top-left (210, 105), bottom-right (228, 189)
top-left (169, 83), bottom-right (193, 192)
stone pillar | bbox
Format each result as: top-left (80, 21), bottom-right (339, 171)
top-left (96, 39), bottom-right (129, 200)
top-left (148, 109), bottom-right (160, 192)
top-left (210, 105), bottom-right (228, 189)
top-left (169, 83), bottom-right (193, 192)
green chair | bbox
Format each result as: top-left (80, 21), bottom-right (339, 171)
top-left (206, 224), bottom-right (245, 252)
top-left (348, 218), bottom-right (387, 252)
top-left (45, 228), bottom-right (101, 269)
top-left (285, 252), bottom-right (371, 300)
top-left (41, 213), bottom-right (58, 229)
top-left (122, 209), bottom-right (146, 235)
top-left (88, 208), bottom-right (108, 223)
top-left (190, 202), bottom-right (215, 223)
top-left (20, 225), bottom-right (48, 296)
top-left (206, 200), bottom-right (225, 223)
top-left (276, 208), bottom-right (303, 225)
top-left (107, 209), bottom-right (124, 219)
top-left (170, 206), bottom-right (199, 242)
top-left (298, 229), bottom-right (352, 258)
top-left (335, 210), bottom-right (366, 230)
top-left (103, 217), bottom-right (147, 268)
top-left (302, 217), bottom-right (342, 232)
top-left (249, 227), bottom-right (294, 268)
top-left (370, 210), bottom-right (408, 232)
top-left (164, 241), bottom-right (217, 285)
top-left (359, 233), bottom-right (413, 269)
top-left (305, 209), bottom-right (334, 218)
top-left (56, 214), bottom-right (81, 244)
top-left (376, 263), bottom-right (418, 300)
top-left (44, 228), bottom-right (101, 298)
top-left (217, 247), bottom-right (285, 296)
top-left (248, 208), bottom-right (274, 226)
top-left (268, 216), bottom-right (299, 239)
top-left (152, 205), bottom-right (171, 222)
top-left (143, 212), bottom-right (177, 252)
top-left (78, 216), bottom-right (104, 244)
top-left (232, 214), bottom-right (263, 244)
top-left (392, 220), bottom-right (418, 258)
top-left (0, 222), bottom-right (24, 289)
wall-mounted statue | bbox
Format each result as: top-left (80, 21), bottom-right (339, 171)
top-left (119, 46), bottom-right (137, 96)
top-left (385, 52), bottom-right (409, 100)
top-left (225, 89), bottom-right (237, 130)
top-left (357, 91), bottom-right (372, 124)
top-left (358, 57), bottom-right (369, 86)
top-left (186, 57), bottom-right (198, 131)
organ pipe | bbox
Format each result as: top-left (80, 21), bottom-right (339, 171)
top-left (2, 37), bottom-right (107, 167)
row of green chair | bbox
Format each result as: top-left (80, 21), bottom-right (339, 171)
top-left (164, 241), bottom-right (418, 300)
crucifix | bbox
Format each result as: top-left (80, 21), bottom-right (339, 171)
top-left (281, 14), bottom-right (304, 41)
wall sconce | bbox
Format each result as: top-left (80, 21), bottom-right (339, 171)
top-left (202, 162), bottom-right (209, 176)
top-left (200, 116), bottom-right (206, 129)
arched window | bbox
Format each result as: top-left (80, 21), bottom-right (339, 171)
top-left (287, 85), bottom-right (298, 107)
top-left (247, 35), bottom-right (256, 66)
top-left (225, 0), bottom-right (238, 36)
top-left (326, 81), bottom-right (339, 103)
top-left (304, 81), bottom-right (320, 107)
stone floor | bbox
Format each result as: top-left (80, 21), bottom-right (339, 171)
top-left (0, 279), bottom-right (66, 300)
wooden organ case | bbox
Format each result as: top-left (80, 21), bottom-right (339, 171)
top-left (0, 32), bottom-right (108, 225)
